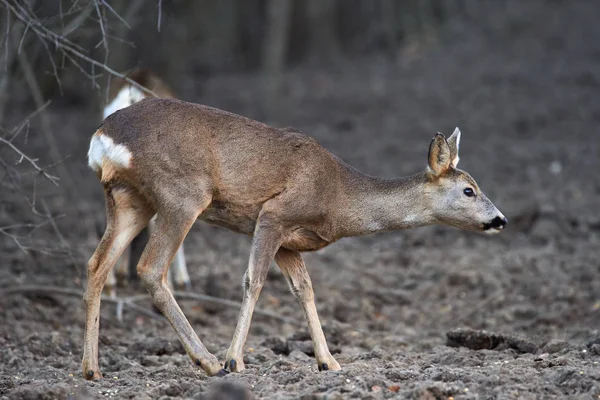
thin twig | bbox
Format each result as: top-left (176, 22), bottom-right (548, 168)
top-left (1, 0), bottom-right (157, 97)
top-left (100, 0), bottom-right (130, 29)
top-left (13, 33), bottom-right (74, 190)
top-left (0, 219), bottom-right (60, 254)
top-left (0, 285), bottom-right (163, 322)
top-left (0, 136), bottom-right (59, 185)
top-left (6, 99), bottom-right (50, 140)
top-left (117, 298), bottom-right (164, 322)
top-left (157, 0), bottom-right (162, 32)
top-left (172, 291), bottom-right (300, 325)
top-left (0, 285), bottom-right (301, 326)
top-left (93, 0), bottom-right (108, 56)
top-left (2, 4), bottom-right (10, 71)
top-left (62, 4), bottom-right (94, 36)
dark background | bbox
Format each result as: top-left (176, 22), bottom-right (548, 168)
top-left (0, 1), bottom-right (599, 398)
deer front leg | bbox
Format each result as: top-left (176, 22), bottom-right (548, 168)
top-left (222, 216), bottom-right (282, 373)
top-left (275, 248), bottom-right (341, 371)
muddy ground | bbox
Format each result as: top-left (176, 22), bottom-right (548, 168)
top-left (1, 1), bottom-right (600, 399)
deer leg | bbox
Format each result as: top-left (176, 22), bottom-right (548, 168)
top-left (105, 266), bottom-right (118, 298)
top-left (171, 245), bottom-right (192, 291)
top-left (275, 248), bottom-right (341, 371)
top-left (114, 246), bottom-right (131, 286)
top-left (136, 205), bottom-right (223, 376)
top-left (222, 216), bottom-right (282, 373)
top-left (146, 217), bottom-right (191, 291)
top-left (104, 233), bottom-right (131, 298)
top-left (82, 187), bottom-right (153, 380)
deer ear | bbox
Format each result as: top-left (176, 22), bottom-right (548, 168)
top-left (447, 127), bottom-right (461, 168)
top-left (428, 133), bottom-right (451, 176)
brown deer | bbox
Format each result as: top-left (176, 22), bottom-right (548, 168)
top-left (101, 68), bottom-right (191, 297)
top-left (83, 98), bottom-right (507, 379)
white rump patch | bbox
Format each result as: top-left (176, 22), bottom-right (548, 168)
top-left (87, 134), bottom-right (133, 172)
top-left (103, 85), bottom-right (147, 119)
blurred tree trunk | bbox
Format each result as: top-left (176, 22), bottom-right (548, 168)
top-left (262, 0), bottom-right (293, 119)
top-left (306, 0), bottom-right (340, 64)
top-left (0, 14), bottom-right (18, 124)
top-left (381, 0), bottom-right (399, 61)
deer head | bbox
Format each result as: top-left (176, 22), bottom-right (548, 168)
top-left (425, 128), bottom-right (507, 234)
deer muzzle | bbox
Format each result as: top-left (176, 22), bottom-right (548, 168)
top-left (483, 215), bottom-right (508, 232)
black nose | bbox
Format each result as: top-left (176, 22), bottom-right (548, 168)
top-left (489, 216), bottom-right (508, 229)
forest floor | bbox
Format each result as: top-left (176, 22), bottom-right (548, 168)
top-left (1, 1), bottom-right (599, 399)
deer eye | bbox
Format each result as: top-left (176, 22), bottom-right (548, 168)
top-left (463, 188), bottom-right (476, 197)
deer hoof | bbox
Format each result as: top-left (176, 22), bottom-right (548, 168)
top-left (317, 358), bottom-right (341, 371)
top-left (223, 359), bottom-right (236, 371)
top-left (216, 369), bottom-right (230, 377)
top-left (223, 358), bottom-right (244, 373)
top-left (84, 369), bottom-right (102, 380)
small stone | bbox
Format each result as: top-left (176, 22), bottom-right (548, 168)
top-left (549, 161), bottom-right (562, 174)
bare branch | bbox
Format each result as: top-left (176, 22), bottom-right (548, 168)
top-left (13, 31), bottom-right (75, 190)
top-left (157, 0), bottom-right (162, 32)
top-left (0, 219), bottom-right (63, 254)
top-left (62, 3), bottom-right (93, 36)
top-left (100, 0), bottom-right (130, 29)
top-left (0, 125), bottom-right (60, 187)
top-left (0, 285), bottom-right (301, 325)
top-left (93, 0), bottom-right (107, 53)
top-left (0, 285), bottom-right (163, 321)
top-left (1, 0), bottom-right (157, 97)
top-left (2, 4), bottom-right (9, 70)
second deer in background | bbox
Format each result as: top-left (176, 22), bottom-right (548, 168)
top-left (101, 68), bottom-right (192, 297)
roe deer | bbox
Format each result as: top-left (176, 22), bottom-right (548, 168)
top-left (84, 98), bottom-right (507, 379)
top-left (101, 68), bottom-right (191, 297)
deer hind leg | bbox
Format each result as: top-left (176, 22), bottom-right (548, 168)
top-left (105, 266), bottom-right (117, 298)
top-left (103, 245), bottom-right (131, 298)
top-left (275, 248), bottom-right (341, 371)
top-left (223, 213), bottom-right (283, 373)
top-left (114, 246), bottom-right (131, 285)
top-left (82, 186), bottom-right (153, 380)
top-left (171, 245), bottom-right (191, 291)
top-left (147, 217), bottom-right (192, 291)
top-left (136, 200), bottom-right (222, 376)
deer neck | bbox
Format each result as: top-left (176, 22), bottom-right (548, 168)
top-left (335, 169), bottom-right (434, 238)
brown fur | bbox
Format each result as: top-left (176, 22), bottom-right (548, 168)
top-left (82, 98), bottom-right (506, 379)
top-left (103, 69), bottom-right (189, 298)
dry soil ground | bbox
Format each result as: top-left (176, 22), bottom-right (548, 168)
top-left (1, 1), bottom-right (599, 399)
